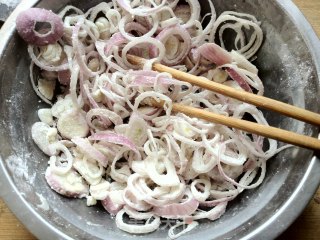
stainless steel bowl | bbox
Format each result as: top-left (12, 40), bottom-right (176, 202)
top-left (1, 0), bottom-right (320, 239)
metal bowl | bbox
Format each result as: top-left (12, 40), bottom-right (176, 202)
top-left (1, 0), bottom-right (320, 239)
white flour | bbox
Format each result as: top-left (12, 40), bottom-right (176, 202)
top-left (6, 154), bottom-right (29, 181)
top-left (36, 193), bottom-right (50, 211)
top-left (0, 0), bottom-right (20, 8)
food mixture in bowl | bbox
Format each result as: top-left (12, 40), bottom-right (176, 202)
top-left (15, 0), bottom-right (287, 238)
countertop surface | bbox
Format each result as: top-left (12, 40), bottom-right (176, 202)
top-left (0, 0), bottom-right (320, 239)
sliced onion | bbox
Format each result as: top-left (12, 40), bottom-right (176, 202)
top-left (125, 113), bottom-right (149, 147)
top-left (200, 0), bottom-right (216, 36)
top-left (192, 201), bottom-right (227, 220)
top-left (190, 178), bottom-right (211, 202)
top-left (123, 189), bottom-right (152, 211)
top-left (210, 12), bottom-right (263, 59)
top-left (230, 50), bottom-right (258, 74)
top-left (73, 157), bottom-right (103, 185)
top-left (72, 17), bottom-right (98, 78)
top-left (132, 91), bottom-right (173, 117)
top-left (209, 184), bottom-right (238, 200)
top-left (131, 161), bottom-right (149, 177)
top-left (58, 5), bottom-right (84, 19)
top-left (87, 2), bottom-right (111, 21)
top-left (89, 132), bottom-right (140, 159)
top-left (89, 180), bottom-right (110, 200)
top-left (16, 8), bottom-right (64, 46)
top-left (199, 195), bottom-right (236, 208)
top-left (28, 45), bottom-right (69, 72)
top-left (45, 167), bottom-right (89, 198)
top-left (123, 205), bottom-right (154, 220)
top-left (127, 173), bottom-right (185, 207)
top-left (31, 122), bottom-right (58, 156)
top-left (144, 155), bottom-right (180, 187)
top-left (222, 64), bottom-right (264, 95)
top-left (129, 70), bottom-right (183, 87)
top-left (116, 208), bottom-right (160, 234)
top-left (181, 0), bottom-right (201, 28)
top-left (24, 1), bottom-right (274, 238)
top-left (47, 142), bottom-right (74, 175)
top-left (174, 5), bottom-right (191, 24)
top-left (225, 67), bottom-right (252, 92)
top-left (153, 190), bottom-right (199, 218)
top-left (82, 84), bottom-right (100, 109)
top-left (110, 151), bottom-right (132, 183)
top-left (203, 137), bottom-right (247, 166)
top-left (151, 25), bottom-right (191, 66)
top-left (121, 36), bottom-right (166, 68)
top-left (218, 158), bottom-right (267, 190)
top-left (116, 0), bottom-right (167, 16)
top-left (105, 32), bottom-right (128, 55)
top-left (197, 43), bottom-right (232, 66)
top-left (125, 22), bottom-right (149, 35)
top-left (207, 164), bottom-right (243, 183)
top-left (119, 14), bottom-right (159, 41)
top-left (101, 195), bottom-right (124, 215)
top-left (192, 147), bottom-right (217, 174)
top-left (69, 63), bottom-right (80, 109)
top-left (71, 137), bottom-right (109, 167)
top-left (168, 220), bottom-right (199, 239)
top-left (86, 108), bottom-right (123, 130)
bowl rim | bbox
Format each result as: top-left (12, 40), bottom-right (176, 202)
top-left (0, 0), bottom-right (320, 239)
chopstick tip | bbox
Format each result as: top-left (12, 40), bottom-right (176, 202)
top-left (127, 54), bottom-right (145, 66)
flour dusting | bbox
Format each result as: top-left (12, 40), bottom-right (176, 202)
top-left (6, 154), bottom-right (29, 180)
top-left (36, 193), bottom-right (50, 211)
top-left (86, 221), bottom-right (103, 227)
top-left (0, 0), bottom-right (20, 8)
top-left (6, 154), bottom-right (34, 195)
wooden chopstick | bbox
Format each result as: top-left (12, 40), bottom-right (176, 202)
top-left (127, 54), bottom-right (320, 126)
top-left (150, 99), bottom-right (320, 151)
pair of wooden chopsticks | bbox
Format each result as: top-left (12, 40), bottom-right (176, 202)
top-left (127, 54), bottom-right (320, 151)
